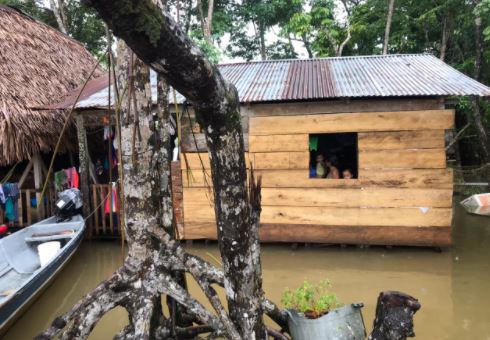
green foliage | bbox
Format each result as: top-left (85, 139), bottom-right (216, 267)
top-left (281, 280), bottom-right (341, 318)
top-left (190, 30), bottom-right (222, 64)
top-left (64, 0), bottom-right (106, 58)
top-left (0, 0), bottom-right (58, 27)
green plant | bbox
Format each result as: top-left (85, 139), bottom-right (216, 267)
top-left (281, 280), bottom-right (341, 319)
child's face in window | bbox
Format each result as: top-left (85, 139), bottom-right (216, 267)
top-left (343, 170), bottom-right (352, 179)
top-left (316, 155), bottom-right (324, 163)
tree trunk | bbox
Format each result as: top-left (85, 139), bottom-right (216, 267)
top-left (369, 291), bottom-right (421, 340)
top-left (471, 10), bottom-right (490, 164)
top-left (259, 21), bottom-right (267, 60)
top-left (49, 0), bottom-right (68, 34)
top-left (439, 16), bottom-right (450, 61)
top-left (197, 0), bottom-right (213, 43)
top-left (82, 0), bottom-right (267, 338)
top-left (301, 34), bottom-right (313, 58)
top-left (383, 0), bottom-right (395, 55)
top-left (75, 115), bottom-right (91, 226)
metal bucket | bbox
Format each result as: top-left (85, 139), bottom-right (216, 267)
top-left (286, 303), bottom-right (366, 340)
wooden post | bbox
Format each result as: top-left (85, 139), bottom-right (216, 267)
top-left (32, 152), bottom-right (44, 220)
top-left (369, 291), bottom-right (421, 340)
top-left (18, 160), bottom-right (33, 189)
top-left (76, 114), bottom-right (91, 226)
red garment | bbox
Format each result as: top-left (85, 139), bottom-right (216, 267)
top-left (104, 187), bottom-right (118, 214)
top-left (71, 167), bottom-right (79, 189)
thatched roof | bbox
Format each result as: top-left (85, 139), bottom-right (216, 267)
top-left (0, 5), bottom-right (103, 166)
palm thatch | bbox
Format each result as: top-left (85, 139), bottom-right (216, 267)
top-left (0, 5), bottom-right (103, 166)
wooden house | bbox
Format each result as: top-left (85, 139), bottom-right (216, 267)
top-left (45, 54), bottom-right (490, 246)
top-left (179, 55), bottom-right (490, 247)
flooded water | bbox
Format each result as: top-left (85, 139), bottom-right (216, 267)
top-left (4, 202), bottom-right (490, 339)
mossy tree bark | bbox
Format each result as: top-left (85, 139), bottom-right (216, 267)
top-left (37, 0), bottom-right (275, 338)
top-left (83, 0), bottom-right (267, 338)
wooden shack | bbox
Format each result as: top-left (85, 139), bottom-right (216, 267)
top-left (179, 55), bottom-right (490, 247)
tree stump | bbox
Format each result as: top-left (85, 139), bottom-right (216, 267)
top-left (369, 291), bottom-right (421, 340)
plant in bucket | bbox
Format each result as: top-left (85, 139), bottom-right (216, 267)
top-left (281, 280), bottom-right (365, 340)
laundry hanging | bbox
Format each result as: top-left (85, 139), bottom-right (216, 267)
top-left (104, 185), bottom-right (118, 215)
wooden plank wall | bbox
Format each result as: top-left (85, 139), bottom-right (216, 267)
top-left (181, 108), bottom-right (455, 246)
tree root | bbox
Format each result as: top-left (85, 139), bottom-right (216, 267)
top-left (38, 229), bottom-right (288, 340)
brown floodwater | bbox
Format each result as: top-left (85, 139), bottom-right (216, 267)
top-left (4, 201), bottom-right (490, 339)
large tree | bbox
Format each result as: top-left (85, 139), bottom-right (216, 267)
top-left (37, 0), bottom-right (286, 338)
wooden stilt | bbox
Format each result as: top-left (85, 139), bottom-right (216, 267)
top-left (33, 152), bottom-right (44, 219)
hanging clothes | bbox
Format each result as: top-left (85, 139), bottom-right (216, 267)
top-left (3, 183), bottom-right (19, 222)
top-left (0, 185), bottom-right (5, 204)
top-left (54, 170), bottom-right (68, 192)
top-left (65, 168), bottom-right (72, 187)
top-left (103, 126), bottom-right (113, 140)
top-left (71, 167), bottom-right (79, 189)
top-left (104, 185), bottom-right (118, 215)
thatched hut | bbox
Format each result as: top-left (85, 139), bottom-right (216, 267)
top-left (0, 5), bottom-right (102, 167)
top-left (0, 5), bottom-right (102, 226)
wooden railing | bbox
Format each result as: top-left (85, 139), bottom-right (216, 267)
top-left (89, 184), bottom-right (121, 238)
top-left (0, 189), bottom-right (55, 227)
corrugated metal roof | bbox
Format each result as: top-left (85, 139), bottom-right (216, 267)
top-left (42, 54), bottom-right (490, 109)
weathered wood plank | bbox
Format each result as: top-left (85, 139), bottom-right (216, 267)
top-left (181, 152), bottom-right (250, 169)
top-left (249, 134), bottom-right (308, 152)
top-left (359, 149), bottom-right (446, 169)
top-left (252, 152), bottom-right (309, 170)
top-left (358, 130), bottom-right (445, 150)
top-left (183, 169), bottom-right (453, 189)
top-left (244, 98), bottom-right (444, 117)
top-left (184, 187), bottom-right (452, 208)
top-left (183, 222), bottom-right (451, 247)
top-left (260, 187), bottom-right (452, 208)
top-left (184, 204), bottom-right (452, 227)
top-left (257, 224), bottom-right (452, 246)
top-left (359, 168), bottom-right (453, 188)
top-left (249, 110), bottom-right (455, 135)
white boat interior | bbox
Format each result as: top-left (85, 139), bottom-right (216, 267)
top-left (0, 215), bottom-right (84, 305)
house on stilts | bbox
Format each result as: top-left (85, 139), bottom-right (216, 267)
top-left (0, 5), bottom-right (102, 226)
top-left (45, 54), bottom-right (490, 246)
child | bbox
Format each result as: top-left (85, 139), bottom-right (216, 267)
top-left (342, 168), bottom-right (353, 179)
top-left (325, 157), bottom-right (339, 179)
top-left (315, 154), bottom-right (326, 178)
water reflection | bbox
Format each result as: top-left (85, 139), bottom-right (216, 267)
top-left (4, 203), bottom-right (490, 339)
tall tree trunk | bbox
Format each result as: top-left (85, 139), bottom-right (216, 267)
top-left (49, 0), bottom-right (68, 34)
top-left (383, 0), bottom-right (395, 55)
top-left (471, 8), bottom-right (490, 164)
top-left (84, 1), bottom-right (267, 338)
top-left (259, 21), bottom-right (267, 60)
top-left (439, 16), bottom-right (450, 61)
top-left (301, 34), bottom-right (313, 58)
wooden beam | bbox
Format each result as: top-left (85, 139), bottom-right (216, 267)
top-left (18, 160), bottom-right (33, 189)
top-left (249, 110), bottom-right (455, 136)
top-left (359, 149), bottom-right (446, 169)
top-left (249, 134), bottom-right (308, 152)
top-left (184, 204), bottom-right (452, 227)
top-left (184, 187), bottom-right (453, 208)
top-left (184, 168), bottom-right (454, 189)
top-left (252, 152), bottom-right (309, 170)
top-left (182, 222), bottom-right (452, 247)
top-left (358, 130), bottom-right (445, 150)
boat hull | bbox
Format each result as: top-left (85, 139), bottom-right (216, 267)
top-left (0, 216), bottom-right (85, 334)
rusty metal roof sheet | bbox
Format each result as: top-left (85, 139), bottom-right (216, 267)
top-left (41, 54), bottom-right (490, 109)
